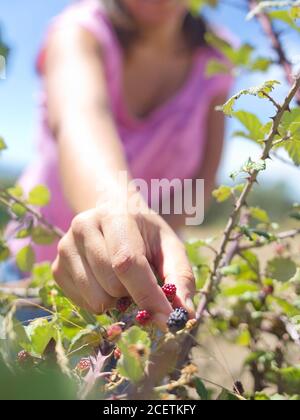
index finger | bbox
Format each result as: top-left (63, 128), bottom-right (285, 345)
top-left (100, 215), bottom-right (173, 330)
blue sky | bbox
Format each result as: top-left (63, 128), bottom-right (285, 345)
top-left (0, 0), bottom-right (300, 197)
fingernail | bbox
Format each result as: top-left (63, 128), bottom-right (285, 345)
top-left (185, 298), bottom-right (195, 314)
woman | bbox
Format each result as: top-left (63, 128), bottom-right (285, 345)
top-left (4, 0), bottom-right (233, 329)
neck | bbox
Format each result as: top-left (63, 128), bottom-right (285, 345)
top-left (138, 17), bottom-right (186, 51)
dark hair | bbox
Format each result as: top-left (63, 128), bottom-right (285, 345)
top-left (102, 0), bottom-right (207, 51)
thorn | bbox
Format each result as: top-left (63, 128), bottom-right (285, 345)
top-left (286, 106), bottom-right (292, 113)
top-left (265, 154), bottom-right (272, 160)
top-left (274, 130), bottom-right (280, 136)
top-left (270, 116), bottom-right (276, 121)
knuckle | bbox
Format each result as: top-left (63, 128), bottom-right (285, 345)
top-left (57, 238), bottom-right (69, 259)
top-left (106, 278), bottom-right (126, 298)
top-left (71, 213), bottom-right (90, 238)
top-left (89, 297), bottom-right (112, 315)
top-left (111, 249), bottom-right (137, 275)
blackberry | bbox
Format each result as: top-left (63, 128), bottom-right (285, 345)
top-left (162, 284), bottom-right (177, 302)
top-left (136, 310), bottom-right (152, 326)
top-left (167, 307), bottom-right (189, 333)
top-left (116, 296), bottom-right (133, 313)
top-left (76, 358), bottom-right (91, 373)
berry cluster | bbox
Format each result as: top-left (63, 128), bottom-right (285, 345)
top-left (167, 307), bottom-right (189, 333)
top-left (76, 358), bottom-right (91, 373)
top-left (162, 283), bottom-right (177, 302)
top-left (136, 310), bottom-right (152, 326)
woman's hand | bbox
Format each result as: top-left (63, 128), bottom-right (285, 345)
top-left (52, 203), bottom-right (195, 330)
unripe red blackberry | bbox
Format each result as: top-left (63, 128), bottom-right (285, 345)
top-left (262, 285), bottom-right (274, 296)
top-left (76, 358), bottom-right (91, 373)
top-left (116, 296), bottom-right (133, 313)
top-left (274, 243), bottom-right (285, 256)
top-left (114, 347), bottom-right (122, 360)
top-left (162, 283), bottom-right (177, 302)
top-left (167, 307), bottom-right (189, 333)
top-left (17, 350), bottom-right (31, 364)
top-left (136, 310), bottom-right (152, 326)
top-left (107, 324), bottom-right (123, 341)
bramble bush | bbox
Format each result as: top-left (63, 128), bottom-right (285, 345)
top-left (1, 0), bottom-right (300, 400)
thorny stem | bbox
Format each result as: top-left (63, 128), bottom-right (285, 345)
top-left (174, 77), bottom-right (300, 374)
top-left (248, 0), bottom-right (300, 105)
top-left (0, 190), bottom-right (64, 239)
top-left (196, 75), bottom-right (300, 322)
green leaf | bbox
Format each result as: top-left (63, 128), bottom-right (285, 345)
top-left (284, 140), bottom-right (300, 166)
top-left (31, 226), bottom-right (56, 245)
top-left (16, 228), bottom-right (31, 239)
top-left (249, 207), bottom-right (270, 223)
top-left (222, 282), bottom-right (259, 296)
top-left (206, 59), bottom-right (229, 77)
top-left (194, 378), bottom-right (209, 400)
top-left (270, 10), bottom-right (300, 32)
top-left (267, 257), bottom-right (297, 282)
top-left (220, 264), bottom-right (242, 277)
top-left (25, 319), bottom-right (57, 356)
top-left (276, 366), bottom-right (300, 394)
top-left (236, 328), bottom-right (251, 347)
top-left (117, 326), bottom-right (150, 384)
top-left (212, 185), bottom-right (232, 202)
top-left (217, 389), bottom-right (240, 400)
top-left (0, 242), bottom-right (10, 262)
top-left (11, 203), bottom-right (27, 218)
top-left (16, 245), bottom-right (35, 272)
top-left (268, 296), bottom-right (300, 317)
top-left (7, 185), bottom-right (23, 198)
top-left (30, 263), bottom-right (53, 287)
top-left (0, 137), bottom-right (7, 152)
top-left (219, 80), bottom-right (280, 116)
top-left (69, 327), bottom-right (101, 354)
top-left (233, 111), bottom-right (264, 143)
top-left (27, 185), bottom-right (50, 207)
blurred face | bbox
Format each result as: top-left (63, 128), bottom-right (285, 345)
top-left (121, 0), bottom-right (188, 26)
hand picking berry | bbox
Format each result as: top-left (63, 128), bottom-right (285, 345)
top-left (162, 283), bottom-right (177, 302)
top-left (167, 308), bottom-right (189, 333)
top-left (116, 296), bottom-right (133, 313)
top-left (136, 310), bottom-right (152, 326)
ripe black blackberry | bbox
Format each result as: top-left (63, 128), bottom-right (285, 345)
top-left (167, 307), bottom-right (189, 333)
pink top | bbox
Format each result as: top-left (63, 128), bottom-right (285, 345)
top-left (10, 0), bottom-right (233, 263)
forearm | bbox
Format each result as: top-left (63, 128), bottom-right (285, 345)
top-left (57, 110), bottom-right (133, 213)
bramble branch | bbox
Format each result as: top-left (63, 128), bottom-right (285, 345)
top-left (196, 75), bottom-right (300, 321)
top-left (248, 0), bottom-right (300, 105)
top-left (0, 190), bottom-right (64, 239)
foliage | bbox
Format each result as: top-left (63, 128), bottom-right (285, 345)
top-left (1, 0), bottom-right (300, 401)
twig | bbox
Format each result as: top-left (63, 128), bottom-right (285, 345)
top-left (174, 77), bottom-right (300, 375)
top-left (239, 227), bottom-right (300, 251)
top-left (0, 191), bottom-right (64, 239)
top-left (248, 0), bottom-right (300, 105)
top-left (197, 75), bottom-right (300, 322)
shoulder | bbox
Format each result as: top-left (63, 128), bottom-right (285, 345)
top-left (37, 1), bottom-right (114, 74)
